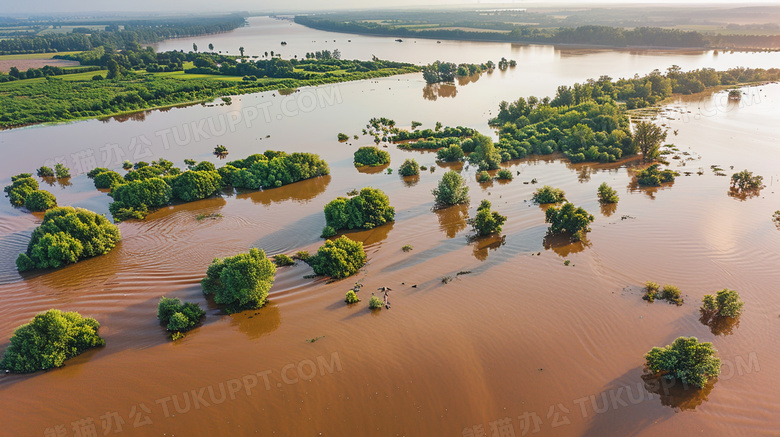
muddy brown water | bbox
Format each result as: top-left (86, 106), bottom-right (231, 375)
top-left (1, 16), bottom-right (780, 437)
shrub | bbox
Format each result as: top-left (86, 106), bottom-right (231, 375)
top-left (701, 289), bottom-right (743, 318)
top-left (109, 177), bottom-right (172, 221)
top-left (436, 144), bottom-right (465, 162)
top-left (157, 297), bottom-right (206, 336)
top-left (433, 170), bottom-right (470, 207)
top-left (369, 295), bottom-right (383, 310)
top-left (37, 166), bottom-right (54, 177)
top-left (660, 285), bottom-right (683, 305)
top-left (4, 174), bottom-right (38, 206)
top-left (122, 161), bottom-right (133, 170)
top-left (295, 250), bottom-right (310, 261)
top-left (273, 254), bottom-right (295, 266)
top-left (597, 182), bottom-right (619, 203)
top-left (201, 248), bottom-right (277, 314)
top-left (402, 244), bottom-right (413, 252)
top-left (54, 163), bottom-right (70, 179)
top-left (636, 164), bottom-right (679, 186)
top-left (337, 133), bottom-right (349, 141)
top-left (645, 337), bottom-right (720, 388)
top-left (87, 167), bottom-right (110, 179)
top-left (533, 185), bottom-right (566, 204)
top-left (399, 159), bottom-right (420, 176)
top-left (225, 151), bottom-right (329, 189)
top-left (643, 281), bottom-right (660, 302)
top-left (24, 190), bottom-right (57, 211)
top-left (730, 170), bottom-right (764, 191)
top-left (171, 170), bottom-right (223, 202)
top-left (467, 133), bottom-right (501, 171)
top-left (354, 146), bottom-right (390, 167)
top-left (0, 309), bottom-right (104, 373)
top-left (471, 200), bottom-right (507, 236)
top-left (309, 235), bottom-right (367, 279)
top-left (477, 171), bottom-right (491, 183)
top-left (497, 169), bottom-right (513, 180)
top-left (545, 202), bottom-right (594, 242)
top-left (321, 226), bottom-right (337, 238)
top-left (324, 187), bottom-right (395, 232)
top-left (213, 145), bottom-right (228, 155)
top-left (93, 171), bottom-right (124, 189)
top-left (16, 207), bottom-right (121, 272)
top-left (345, 290), bottom-right (360, 304)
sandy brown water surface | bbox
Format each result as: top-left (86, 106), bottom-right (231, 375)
top-left (1, 16), bottom-right (780, 437)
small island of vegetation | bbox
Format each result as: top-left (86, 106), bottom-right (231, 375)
top-left (201, 248), bottom-right (277, 314)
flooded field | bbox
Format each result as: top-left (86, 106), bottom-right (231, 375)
top-left (1, 15), bottom-right (780, 437)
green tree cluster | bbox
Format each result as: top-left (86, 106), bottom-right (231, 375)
top-left (436, 144), bottom-right (465, 162)
top-left (645, 337), bottom-right (720, 388)
top-left (353, 146), bottom-right (391, 167)
top-left (4, 173), bottom-right (38, 206)
top-left (157, 297), bottom-right (206, 336)
top-left (399, 159), bottom-right (420, 176)
top-left (701, 289), bottom-right (744, 318)
top-left (532, 185), bottom-right (566, 204)
top-left (471, 200), bottom-right (507, 236)
top-left (222, 151), bottom-right (329, 189)
top-left (545, 202), bottom-right (594, 242)
top-left (308, 235), bottom-right (367, 279)
top-left (0, 309), bottom-right (104, 373)
top-left (16, 207), bottom-right (121, 272)
top-left (635, 164), bottom-right (679, 186)
top-left (201, 248), bottom-right (277, 314)
top-left (324, 187), bottom-right (395, 233)
top-left (24, 189), bottom-right (57, 211)
top-left (597, 182), bottom-right (619, 203)
top-left (433, 170), bottom-right (470, 207)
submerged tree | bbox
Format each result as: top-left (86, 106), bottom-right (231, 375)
top-left (632, 121), bottom-right (667, 162)
top-left (201, 248), bottom-right (277, 313)
top-left (433, 170), bottom-right (470, 207)
top-left (308, 235), bottom-right (367, 279)
top-left (471, 200), bottom-right (507, 236)
top-left (645, 337), bottom-right (721, 388)
top-left (545, 202), bottom-right (594, 242)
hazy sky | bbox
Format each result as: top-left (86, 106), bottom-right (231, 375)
top-left (5, 0), bottom-right (780, 15)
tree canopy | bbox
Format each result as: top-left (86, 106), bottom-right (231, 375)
top-left (0, 309), bottom-right (105, 373)
top-left (645, 336), bottom-right (721, 388)
top-left (308, 235), bottom-right (367, 279)
top-left (545, 202), bottom-right (595, 242)
top-left (433, 170), bottom-right (470, 207)
top-left (353, 146), bottom-right (391, 167)
top-left (324, 187), bottom-right (395, 233)
top-left (16, 207), bottom-right (121, 272)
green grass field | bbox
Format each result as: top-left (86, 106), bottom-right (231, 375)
top-left (0, 51), bottom-right (81, 61)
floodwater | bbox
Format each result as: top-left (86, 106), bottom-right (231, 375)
top-left (2, 15), bottom-right (780, 437)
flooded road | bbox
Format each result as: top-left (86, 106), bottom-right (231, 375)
top-left (1, 15), bottom-right (779, 437)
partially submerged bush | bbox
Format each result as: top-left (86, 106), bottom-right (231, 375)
top-left (533, 185), bottom-right (566, 204)
top-left (93, 171), bottom-right (124, 189)
top-left (354, 146), bottom-right (390, 167)
top-left (337, 133), bottom-right (349, 142)
top-left (368, 295), bottom-right (383, 310)
top-left (730, 170), bottom-right (763, 192)
top-left (24, 190), bottom-right (57, 211)
top-left (273, 254), bottom-right (295, 266)
top-left (476, 171), bottom-right (491, 183)
top-left (436, 144), bottom-right (465, 162)
top-left (295, 250), bottom-right (310, 261)
top-left (157, 297), bottom-right (206, 337)
top-left (171, 170), bottom-right (223, 202)
top-left (0, 309), bottom-right (104, 373)
top-left (321, 226), bottom-right (337, 238)
top-left (544, 202), bottom-right (594, 242)
top-left (345, 290), bottom-right (360, 304)
top-left (402, 244), bottom-right (413, 252)
top-left (399, 159), bottom-right (420, 176)
top-left (37, 166), bottom-right (54, 177)
top-left (16, 207), bottom-right (121, 272)
top-left (702, 289), bottom-right (743, 318)
top-left (471, 200), bottom-right (507, 236)
top-left (433, 170), bottom-right (469, 207)
top-left (109, 177), bottom-right (172, 221)
top-left (645, 337), bottom-right (720, 388)
top-left (54, 163), bottom-right (70, 179)
top-left (308, 235), bottom-right (367, 279)
top-left (324, 187), bottom-right (395, 232)
top-left (636, 164), bottom-right (679, 186)
top-left (4, 173), bottom-right (38, 206)
top-left (201, 248), bottom-right (277, 313)
top-left (497, 169), bottom-right (513, 180)
top-left (597, 182), bottom-right (619, 203)
top-left (643, 282), bottom-right (683, 305)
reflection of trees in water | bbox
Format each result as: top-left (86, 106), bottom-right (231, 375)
top-left (434, 204), bottom-right (469, 239)
top-left (699, 311), bottom-right (740, 336)
top-left (340, 222), bottom-right (394, 248)
top-left (229, 302), bottom-right (282, 340)
top-left (471, 234), bottom-right (505, 261)
top-left (727, 186), bottom-right (762, 201)
top-left (402, 175), bottom-right (419, 187)
top-left (435, 161), bottom-right (464, 172)
top-left (456, 73), bottom-right (481, 86)
top-left (237, 175), bottom-right (331, 206)
top-left (543, 233), bottom-right (591, 257)
top-left (102, 111), bottom-right (149, 123)
top-left (57, 177), bottom-right (73, 189)
top-left (422, 83), bottom-right (458, 101)
top-left (627, 178), bottom-right (674, 200)
top-left (642, 372), bottom-right (715, 411)
top-left (355, 164), bottom-right (389, 174)
top-left (600, 202), bottom-right (617, 217)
